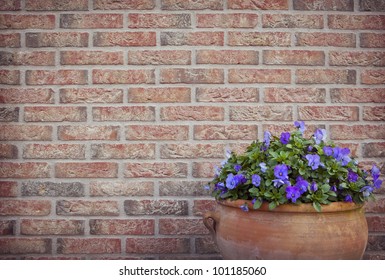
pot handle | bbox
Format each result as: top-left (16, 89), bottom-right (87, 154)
top-left (203, 211), bottom-right (219, 236)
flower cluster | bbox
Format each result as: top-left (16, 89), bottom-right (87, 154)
top-left (207, 121), bottom-right (383, 211)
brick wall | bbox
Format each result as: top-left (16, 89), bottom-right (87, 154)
top-left (0, 0), bottom-right (384, 259)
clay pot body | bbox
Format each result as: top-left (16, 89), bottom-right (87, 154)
top-left (203, 200), bottom-right (368, 260)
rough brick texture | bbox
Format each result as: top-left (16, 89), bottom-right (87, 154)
top-left (0, 0), bottom-right (384, 260)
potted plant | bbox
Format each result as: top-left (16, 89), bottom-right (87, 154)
top-left (203, 121), bottom-right (382, 259)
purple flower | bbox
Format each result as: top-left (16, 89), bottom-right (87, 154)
top-left (204, 185), bottom-right (210, 191)
top-left (314, 128), bottom-right (327, 144)
top-left (274, 164), bottom-right (289, 180)
top-left (259, 162), bottom-right (267, 173)
top-left (226, 173), bottom-right (244, 190)
top-left (348, 169), bottom-right (358, 183)
top-left (294, 121), bottom-right (306, 134)
top-left (280, 132), bottom-right (291, 144)
top-left (333, 147), bottom-right (351, 165)
top-left (310, 182), bottom-right (318, 192)
top-left (330, 185), bottom-right (337, 192)
top-left (252, 174), bottom-right (261, 187)
top-left (371, 165), bottom-right (380, 181)
top-left (240, 203), bottom-right (249, 212)
top-left (306, 154), bottom-right (321, 170)
top-left (295, 177), bottom-right (309, 194)
top-left (344, 194), bottom-right (353, 202)
top-left (361, 186), bottom-right (374, 198)
top-left (286, 186), bottom-right (301, 203)
top-left (323, 146), bottom-right (333, 156)
top-left (264, 131), bottom-right (271, 147)
top-left (374, 179), bottom-right (383, 189)
top-left (234, 164), bottom-right (242, 172)
top-left (272, 179), bottom-right (286, 188)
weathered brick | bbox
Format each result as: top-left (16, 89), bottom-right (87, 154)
top-left (228, 0), bottom-right (288, 10)
top-left (24, 106), bottom-right (87, 122)
top-left (59, 88), bottom-right (123, 103)
top-left (366, 235), bottom-right (385, 251)
top-left (0, 200), bottom-right (51, 216)
top-left (26, 32), bottom-right (88, 47)
top-left (26, 0), bottom-right (88, 10)
top-left (128, 87), bottom-right (191, 103)
top-left (161, 143), bottom-right (224, 159)
top-left (262, 14), bottom-right (323, 28)
top-left (93, 32), bottom-right (156, 47)
top-left (230, 105), bottom-right (293, 121)
top-left (229, 69), bottom-right (291, 83)
top-left (0, 0), bottom-right (20, 10)
top-left (93, 106), bottom-right (155, 121)
top-left (0, 14), bottom-right (55, 29)
top-left (0, 220), bottom-right (15, 235)
top-left (0, 163), bottom-right (50, 178)
top-left (90, 219), bottom-right (154, 235)
top-left (264, 88), bottom-right (326, 103)
top-left (160, 106), bottom-right (224, 121)
top-left (197, 13), bottom-right (258, 28)
top-left (0, 33), bottom-right (20, 47)
top-left (26, 70), bottom-right (87, 85)
top-left (197, 50), bottom-right (258, 65)
top-left (192, 162), bottom-right (219, 178)
top-left (330, 51), bottom-right (385, 66)
top-left (0, 181), bottom-right (18, 197)
top-left (90, 181), bottom-right (154, 197)
top-left (124, 162), bottom-right (188, 178)
top-left (21, 220), bottom-right (84, 235)
top-left (162, 0), bottom-right (223, 10)
top-left (363, 143), bottom-right (385, 158)
top-left (194, 124), bottom-right (258, 140)
top-left (330, 125), bottom-right (385, 140)
top-left (23, 144), bottom-right (85, 159)
top-left (364, 251), bottom-right (385, 260)
top-left (362, 70), bottom-right (385, 84)
top-left (160, 31), bottom-right (224, 46)
top-left (128, 13), bottom-right (190, 28)
top-left (159, 219), bottom-right (209, 235)
top-left (128, 50), bottom-right (191, 65)
top-left (0, 88), bottom-right (54, 104)
top-left (56, 200), bottom-right (119, 216)
top-left (0, 107), bottom-right (19, 122)
top-left (124, 199), bottom-right (188, 215)
top-left (196, 237), bottom-right (219, 254)
top-left (58, 125), bottom-right (119, 141)
top-left (264, 124), bottom-right (324, 138)
top-left (94, 0), bottom-right (155, 10)
top-left (0, 144), bottom-right (17, 159)
top-left (296, 32), bottom-right (356, 47)
top-left (329, 15), bottom-right (385, 30)
top-left (126, 125), bottom-right (189, 140)
top-left (0, 70), bottom-right (20, 85)
top-left (159, 181), bottom-right (210, 197)
top-left (0, 51), bottom-right (55, 66)
top-left (364, 106), bottom-right (385, 121)
top-left (296, 69), bottom-right (356, 84)
top-left (293, 0), bottom-right (353, 11)
top-left (331, 88), bottom-right (385, 103)
top-left (161, 68), bottom-right (224, 84)
top-left (366, 198), bottom-right (385, 214)
top-left (196, 87), bottom-right (258, 103)
top-left (299, 106), bottom-right (359, 121)
top-left (228, 31), bottom-right (291, 46)
top-left (193, 200), bottom-right (216, 216)
top-left (0, 124), bottom-right (52, 141)
top-left (0, 238), bottom-right (52, 254)
top-left (92, 69), bottom-right (155, 84)
top-left (360, 0), bottom-right (385, 11)
top-left (60, 14), bottom-right (123, 29)
top-left (21, 182), bottom-right (84, 197)
top-left (61, 51), bottom-right (123, 65)
top-left (126, 237), bottom-right (190, 254)
top-left (360, 33), bottom-right (385, 48)
top-left (91, 143), bottom-right (155, 159)
top-left (57, 238), bottom-right (121, 254)
top-left (263, 50), bottom-right (324, 65)
top-left (55, 162), bottom-right (118, 178)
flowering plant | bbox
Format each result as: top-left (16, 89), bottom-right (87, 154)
top-left (206, 121), bottom-right (382, 212)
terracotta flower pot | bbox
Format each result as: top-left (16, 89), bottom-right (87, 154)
top-left (203, 200), bottom-right (368, 260)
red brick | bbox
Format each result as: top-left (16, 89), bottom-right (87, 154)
top-left (91, 143), bottom-right (155, 159)
top-left (126, 125), bottom-right (189, 140)
top-left (90, 181), bottom-right (154, 197)
top-left (197, 13), bottom-right (257, 28)
top-left (124, 162), bottom-right (188, 178)
top-left (293, 0), bottom-right (353, 11)
top-left (128, 50), bottom-right (190, 65)
top-left (0, 51), bottom-right (55, 66)
top-left (193, 200), bottom-right (216, 216)
top-left (126, 237), bottom-right (189, 254)
top-left (196, 87), bottom-right (258, 103)
top-left (0, 0), bottom-right (20, 10)
top-left (228, 31), bottom-right (291, 46)
top-left (296, 32), bottom-right (356, 47)
top-left (364, 106), bottom-right (385, 121)
top-left (264, 50), bottom-right (324, 65)
top-left (90, 219), bottom-right (154, 235)
top-left (0, 200), bottom-right (51, 216)
top-left (0, 70), bottom-right (20, 85)
top-left (61, 51), bottom-right (123, 65)
top-left (264, 124), bottom-right (323, 138)
top-left (124, 199), bottom-right (188, 216)
top-left (55, 162), bottom-right (118, 178)
top-left (196, 237), bottom-right (219, 254)
top-left (298, 106), bottom-right (359, 121)
top-left (92, 69), bottom-right (155, 84)
top-left (160, 106), bottom-right (224, 121)
top-left (60, 14), bottom-right (123, 29)
top-left (161, 68), bottom-right (224, 84)
top-left (192, 162), bottom-right (219, 178)
top-left (262, 14), bottom-right (323, 28)
top-left (0, 238), bottom-right (51, 254)
top-left (0, 182), bottom-right (18, 197)
top-left (57, 200), bottom-right (119, 216)
top-left (229, 69), bottom-right (291, 84)
top-left (94, 32), bottom-right (156, 47)
top-left (128, 87), bottom-right (191, 103)
top-left (0, 144), bottom-right (17, 159)
top-left (0, 33), bottom-right (20, 47)
top-left (230, 105), bottom-right (293, 121)
top-left (23, 144), bottom-right (85, 159)
top-left (162, 0), bottom-right (223, 10)
top-left (93, 106), bottom-right (155, 121)
top-left (160, 31), bottom-right (224, 46)
top-left (159, 219), bottom-right (209, 235)
top-left (197, 50), bottom-right (258, 65)
top-left (363, 143), bottom-right (385, 158)
top-left (58, 125), bottom-right (119, 141)
top-left (0, 88), bottom-right (54, 104)
top-left (128, 13), bottom-right (190, 28)
top-left (21, 220), bottom-right (84, 235)
top-left (26, 70), bottom-right (87, 85)
top-left (330, 125), bottom-right (385, 140)
top-left (228, 0), bottom-right (288, 10)
top-left (362, 70), bottom-right (385, 84)
top-left (26, 32), bottom-right (89, 47)
top-left (330, 51), bottom-right (385, 66)
top-left (264, 88), bottom-right (326, 103)
top-left (0, 163), bottom-right (50, 178)
top-left (0, 14), bottom-right (55, 29)
top-left (331, 88), bottom-right (385, 103)
top-left (329, 15), bottom-right (385, 30)
top-left (360, 33), bottom-right (385, 48)
top-left (360, 0), bottom-right (385, 11)
top-left (60, 88), bottom-right (123, 103)
top-left (57, 238), bottom-right (121, 254)
top-left (160, 143), bottom-right (224, 159)
top-left (26, 0), bottom-right (88, 10)
top-left (0, 220), bottom-right (15, 235)
top-left (0, 124), bottom-right (52, 141)
top-left (94, 0), bottom-right (155, 10)
top-left (24, 106), bottom-right (87, 122)
top-left (366, 198), bottom-right (385, 214)
top-left (194, 124), bottom-right (257, 140)
top-left (296, 69), bottom-right (356, 84)
top-left (159, 181), bottom-right (211, 197)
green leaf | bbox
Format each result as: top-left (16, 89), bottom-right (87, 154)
top-left (253, 198), bottom-right (263, 209)
top-left (269, 201), bottom-right (277, 210)
top-left (313, 201), bottom-right (322, 212)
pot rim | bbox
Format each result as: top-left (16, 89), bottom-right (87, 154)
top-left (217, 199), bottom-right (365, 213)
